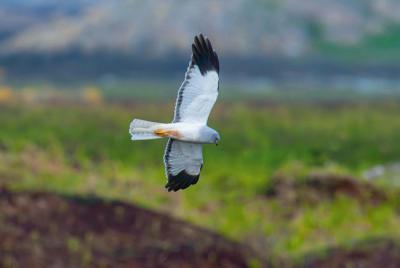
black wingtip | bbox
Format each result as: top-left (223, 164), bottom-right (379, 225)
top-left (191, 33), bottom-right (219, 76)
top-left (165, 171), bottom-right (200, 192)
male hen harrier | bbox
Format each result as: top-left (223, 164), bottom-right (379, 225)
top-left (129, 34), bottom-right (220, 192)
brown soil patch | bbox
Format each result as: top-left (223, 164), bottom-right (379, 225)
top-left (0, 188), bottom-right (265, 268)
top-left (302, 238), bottom-right (400, 268)
top-left (266, 173), bottom-right (387, 205)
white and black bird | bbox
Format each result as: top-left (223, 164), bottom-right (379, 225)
top-left (129, 34), bottom-right (220, 192)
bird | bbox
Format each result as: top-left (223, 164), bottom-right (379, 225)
top-left (129, 34), bottom-right (220, 192)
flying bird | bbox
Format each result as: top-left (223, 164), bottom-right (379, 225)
top-left (129, 34), bottom-right (220, 192)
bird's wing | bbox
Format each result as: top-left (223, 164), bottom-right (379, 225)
top-left (164, 139), bottom-right (203, 192)
top-left (173, 34), bottom-right (219, 124)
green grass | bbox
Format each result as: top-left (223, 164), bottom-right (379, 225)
top-left (0, 101), bottom-right (400, 260)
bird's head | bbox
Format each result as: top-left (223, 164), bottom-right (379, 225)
top-left (212, 132), bottom-right (221, 146)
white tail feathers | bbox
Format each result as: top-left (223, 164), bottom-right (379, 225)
top-left (129, 119), bottom-right (163, 141)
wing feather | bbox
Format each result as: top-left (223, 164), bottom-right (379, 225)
top-left (173, 34), bottom-right (219, 124)
top-left (164, 139), bottom-right (203, 192)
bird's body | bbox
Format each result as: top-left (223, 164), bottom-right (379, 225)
top-left (129, 34), bottom-right (220, 191)
top-left (153, 123), bottom-right (219, 144)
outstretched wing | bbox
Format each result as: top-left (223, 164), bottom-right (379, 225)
top-left (164, 139), bottom-right (203, 192)
top-left (173, 34), bottom-right (219, 124)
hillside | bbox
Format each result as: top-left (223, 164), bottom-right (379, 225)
top-left (1, 0), bottom-right (400, 58)
top-left (0, 188), bottom-right (262, 268)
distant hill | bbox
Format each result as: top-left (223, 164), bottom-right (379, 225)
top-left (1, 0), bottom-right (400, 58)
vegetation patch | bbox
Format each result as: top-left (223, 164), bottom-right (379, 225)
top-left (0, 102), bottom-right (399, 261)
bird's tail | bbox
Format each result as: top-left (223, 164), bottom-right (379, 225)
top-left (129, 119), bottom-right (164, 141)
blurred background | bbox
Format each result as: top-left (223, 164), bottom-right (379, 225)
top-left (1, 1), bottom-right (400, 267)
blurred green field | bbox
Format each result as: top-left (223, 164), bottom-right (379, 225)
top-left (1, 101), bottom-right (400, 263)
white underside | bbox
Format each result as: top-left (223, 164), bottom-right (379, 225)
top-left (130, 64), bottom-right (219, 179)
top-left (160, 122), bottom-right (212, 143)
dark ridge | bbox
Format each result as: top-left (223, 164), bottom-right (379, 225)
top-left (165, 170), bottom-right (200, 192)
top-left (3, 51), bottom-right (400, 83)
top-left (0, 187), bottom-right (266, 267)
top-left (191, 33), bottom-right (220, 75)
